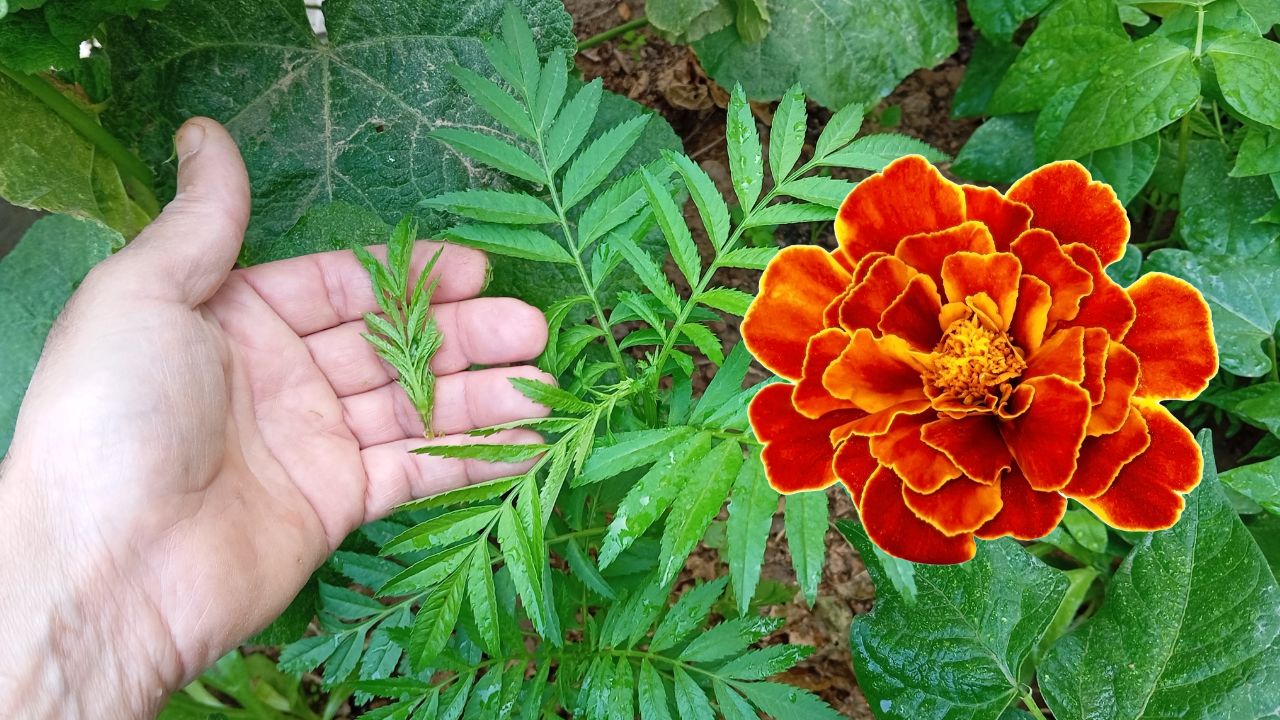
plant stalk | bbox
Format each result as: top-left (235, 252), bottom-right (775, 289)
top-left (577, 16), bottom-right (650, 51)
top-left (0, 63), bottom-right (161, 217)
top-left (1021, 688), bottom-right (1050, 720)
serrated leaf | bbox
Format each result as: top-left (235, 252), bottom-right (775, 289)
top-left (672, 667), bottom-right (716, 720)
top-left (650, 577), bottom-right (730, 652)
top-left (495, 503), bottom-right (550, 637)
top-left (380, 543), bottom-right (473, 596)
top-left (319, 582), bottom-right (385, 620)
top-left (726, 455), bottom-right (778, 614)
top-left (680, 616), bottom-right (782, 663)
top-left (846, 531), bottom-right (1067, 720)
top-left (547, 79), bottom-right (603, 172)
top-left (430, 129), bottom-right (546, 184)
top-left (736, 681), bottom-right (845, 720)
top-left (532, 49), bottom-right (568, 130)
top-left (447, 65), bottom-right (535, 139)
top-left (333, 551), bottom-right (405, 590)
top-left (835, 520), bottom-right (919, 605)
top-left (820, 133), bottom-right (949, 171)
top-left (726, 85), bottom-right (764, 210)
top-left (278, 635), bottom-right (340, 675)
top-left (382, 507), bottom-right (499, 556)
top-left (422, 189), bottom-right (557, 224)
top-left (324, 626), bottom-right (369, 686)
top-left (638, 660), bottom-right (675, 720)
top-left (814, 102), bottom-right (866, 158)
top-left (1209, 34), bottom-right (1280, 128)
top-left (776, 176), bottom-right (856, 208)
top-left (442, 224), bottom-right (574, 264)
top-left (698, 287), bottom-right (754, 316)
top-left (784, 491), bottom-right (828, 607)
top-left (678, 323), bottom-right (726, 366)
top-left (691, 342), bottom-right (753, 424)
top-left (609, 658), bottom-right (635, 720)
top-left (564, 538), bottom-right (616, 599)
top-left (769, 84), bottom-right (808, 181)
top-left (466, 541), bottom-right (502, 655)
top-left (395, 475), bottom-right (521, 513)
top-left (1041, 435), bottom-right (1280, 720)
top-left (409, 568), bottom-right (466, 667)
top-left (612, 228), bottom-right (683, 314)
top-left (719, 246), bottom-right (779, 270)
top-left (715, 644), bottom-right (813, 680)
top-left (562, 115), bottom-right (651, 208)
top-left (659, 441), bottom-right (744, 584)
top-left (640, 166), bottom-right (702, 284)
top-left (579, 427), bottom-right (697, 486)
top-left (510, 376), bottom-right (593, 414)
top-left (667, 151), bottom-right (731, 248)
top-left (742, 202), bottom-right (837, 227)
top-left (599, 432), bottom-right (715, 568)
top-left (411, 442), bottom-right (551, 462)
top-left (713, 681), bottom-right (758, 720)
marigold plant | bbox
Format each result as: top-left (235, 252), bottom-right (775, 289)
top-left (743, 156), bottom-right (1219, 564)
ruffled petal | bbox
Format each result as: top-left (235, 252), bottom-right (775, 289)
top-left (834, 436), bottom-right (878, 505)
top-left (861, 466), bottom-right (977, 564)
top-left (1064, 406), bottom-right (1151, 498)
top-left (1061, 243), bottom-right (1136, 339)
top-left (1080, 328), bottom-right (1109, 404)
top-left (1024, 326), bottom-right (1087, 384)
top-left (941, 251), bottom-right (1022, 329)
top-left (1079, 401), bottom-right (1202, 530)
top-left (903, 475), bottom-right (1005, 536)
top-left (793, 328), bottom-right (857, 418)
top-left (1124, 272), bottom-right (1218, 401)
top-left (974, 467), bottom-right (1068, 541)
top-left (921, 415), bottom-right (1013, 484)
top-left (1011, 229), bottom-right (1094, 327)
top-left (836, 155), bottom-right (968, 265)
top-left (1011, 275), bottom-right (1052, 355)
top-left (894, 220), bottom-right (997, 288)
top-left (1006, 160), bottom-right (1130, 266)
top-left (869, 411), bottom-right (962, 494)
top-left (743, 246), bottom-right (853, 380)
top-left (1089, 341), bottom-right (1140, 436)
top-left (879, 274), bottom-right (944, 351)
top-left (825, 328), bottom-right (927, 413)
top-left (838, 255), bottom-right (916, 333)
top-left (1001, 375), bottom-right (1091, 491)
top-left (963, 184), bottom-right (1033, 251)
top-left (749, 383), bottom-right (863, 493)
top-left (838, 399), bottom-right (932, 438)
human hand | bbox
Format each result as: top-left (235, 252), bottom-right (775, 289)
top-left (0, 118), bottom-right (551, 718)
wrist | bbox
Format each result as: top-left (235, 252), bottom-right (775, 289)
top-left (0, 462), bottom-right (180, 718)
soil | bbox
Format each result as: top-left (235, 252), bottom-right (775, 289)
top-left (567, 2), bottom-right (982, 717)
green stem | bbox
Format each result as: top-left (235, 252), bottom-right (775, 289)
top-left (576, 16), bottom-right (650, 52)
top-left (1177, 111), bottom-right (1192, 182)
top-left (1021, 688), bottom-right (1050, 720)
top-left (1268, 337), bottom-right (1279, 383)
top-left (0, 64), bottom-right (161, 217)
top-left (1193, 4), bottom-right (1207, 58)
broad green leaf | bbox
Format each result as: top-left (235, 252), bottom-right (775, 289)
top-left (578, 427), bottom-right (697, 486)
top-left (466, 544), bottom-right (501, 655)
top-left (680, 616), bottom-right (782, 664)
top-left (495, 503), bottom-right (551, 638)
top-left (442, 224), bottom-right (574, 264)
top-left (820, 134), bottom-right (949, 171)
top-left (784, 491), bottom-right (828, 607)
top-left (562, 115), bottom-right (651, 208)
top-left (672, 667), bottom-right (715, 720)
top-left (650, 577), bottom-right (729, 652)
top-left (735, 681), bottom-right (845, 720)
top-left (598, 432), bottom-right (715, 568)
top-left (1040, 436), bottom-right (1280, 720)
top-left (953, 115), bottom-right (1038, 185)
top-left (1178, 141), bottom-right (1280, 255)
top-left (638, 660), bottom-right (674, 720)
top-left (742, 202), bottom-right (836, 228)
top-left (726, 454), bottom-right (778, 614)
top-left (1146, 241), bottom-right (1280, 377)
top-left (692, 0), bottom-right (956, 110)
top-left (769, 84), bottom-right (808, 181)
top-left (1082, 133), bottom-right (1161, 205)
top-left (247, 200), bottom-right (389, 266)
top-left (1233, 125), bottom-right (1280, 178)
top-left (1209, 34), bottom-right (1280, 128)
top-left (422, 189), bottom-right (557, 225)
top-left (952, 35), bottom-right (1022, 118)
top-left (409, 567), bottom-right (466, 667)
top-left (776, 176), bottom-right (856, 208)
top-left (1062, 508), bottom-right (1109, 553)
top-left (1107, 244), bottom-right (1143, 286)
top-left (968, 0), bottom-right (1054, 41)
top-left (640, 166), bottom-right (701, 285)
top-left (0, 74), bottom-right (150, 236)
top-left (1054, 37), bottom-right (1200, 158)
top-left (666, 151), bottom-right (730, 248)
top-left (725, 85), bottom-right (764, 211)
top-left (990, 0), bottom-right (1129, 114)
top-left (1221, 456), bottom-right (1280, 516)
top-left (659, 440), bottom-right (744, 584)
top-left (698, 287), bottom-right (753, 316)
top-left (847, 533), bottom-right (1068, 720)
top-left (546, 79), bottom-right (603, 173)
top-left (382, 507), bottom-right (498, 556)
top-left (734, 0), bottom-right (771, 42)
top-left (645, 0), bottom-right (733, 42)
top-left (445, 64), bottom-right (535, 139)
top-left (0, 215), bottom-right (119, 452)
top-left (1035, 566), bottom-right (1099, 664)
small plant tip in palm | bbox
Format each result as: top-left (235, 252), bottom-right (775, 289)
top-left (355, 215), bottom-right (446, 438)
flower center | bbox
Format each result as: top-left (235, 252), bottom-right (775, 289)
top-left (926, 315), bottom-right (1026, 404)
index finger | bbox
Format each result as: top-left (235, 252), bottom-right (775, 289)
top-left (235, 241), bottom-right (488, 336)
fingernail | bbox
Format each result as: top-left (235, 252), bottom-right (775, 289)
top-left (175, 121), bottom-right (206, 162)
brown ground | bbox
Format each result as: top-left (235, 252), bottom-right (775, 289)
top-left (568, 2), bottom-right (981, 717)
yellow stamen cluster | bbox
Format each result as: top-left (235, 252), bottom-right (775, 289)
top-left (927, 315), bottom-right (1026, 404)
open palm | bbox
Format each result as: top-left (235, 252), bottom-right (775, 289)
top-left (2, 119), bottom-right (551, 689)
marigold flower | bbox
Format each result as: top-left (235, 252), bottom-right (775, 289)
top-left (742, 156), bottom-right (1217, 564)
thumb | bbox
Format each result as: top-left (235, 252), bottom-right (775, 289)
top-left (110, 117), bottom-right (251, 306)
